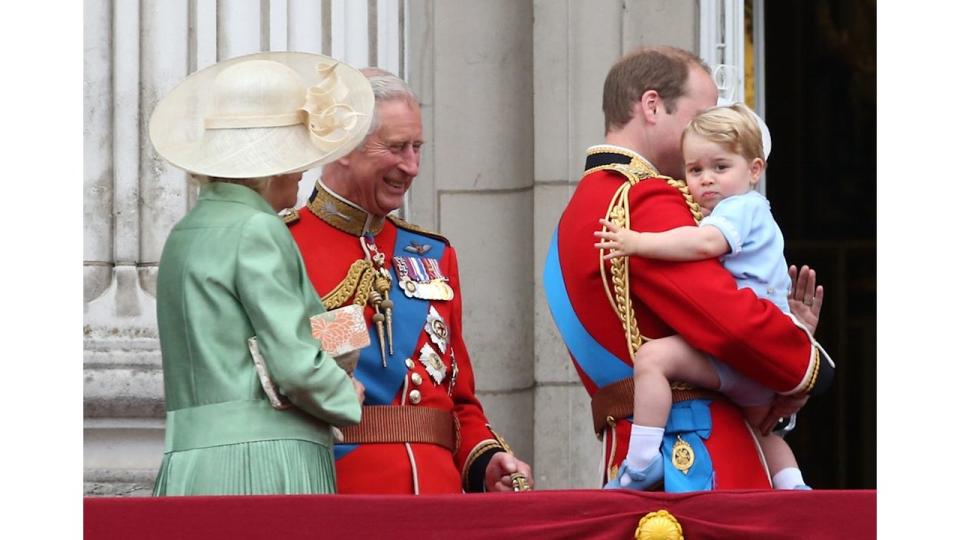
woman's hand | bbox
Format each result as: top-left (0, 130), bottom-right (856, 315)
top-left (352, 377), bottom-right (365, 404)
top-left (787, 264), bottom-right (824, 335)
top-left (334, 350), bottom-right (360, 374)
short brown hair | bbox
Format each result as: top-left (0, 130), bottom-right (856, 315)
top-left (602, 46), bottom-right (711, 132)
top-left (682, 104), bottom-right (764, 163)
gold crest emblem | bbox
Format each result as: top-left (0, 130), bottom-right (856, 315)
top-left (635, 509), bottom-right (683, 540)
top-left (671, 435), bottom-right (694, 475)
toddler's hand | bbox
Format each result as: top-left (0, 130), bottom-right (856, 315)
top-left (593, 218), bottom-right (630, 260)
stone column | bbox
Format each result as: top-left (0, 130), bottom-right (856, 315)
top-left (84, 0), bottom-right (191, 496)
top-left (407, 0), bottom-right (536, 464)
top-left (530, 0), bottom-right (624, 491)
top-left (287, 0), bottom-right (325, 53)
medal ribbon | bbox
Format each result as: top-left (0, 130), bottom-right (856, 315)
top-left (662, 399), bottom-right (715, 492)
top-left (425, 258), bottom-right (445, 281)
top-left (404, 257), bottom-right (421, 281)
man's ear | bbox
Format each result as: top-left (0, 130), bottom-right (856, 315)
top-left (637, 89), bottom-right (661, 123)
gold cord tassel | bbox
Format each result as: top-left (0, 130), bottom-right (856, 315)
top-left (382, 294), bottom-right (394, 355)
top-left (374, 273), bottom-right (394, 355)
top-left (371, 303), bottom-right (387, 367)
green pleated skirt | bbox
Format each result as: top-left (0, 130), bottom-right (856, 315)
top-left (153, 439), bottom-right (337, 496)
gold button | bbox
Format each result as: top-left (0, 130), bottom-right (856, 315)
top-left (408, 389), bottom-right (421, 404)
top-left (405, 358), bottom-right (415, 369)
top-left (411, 373), bottom-right (423, 386)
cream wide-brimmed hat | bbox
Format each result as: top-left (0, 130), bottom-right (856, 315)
top-left (149, 51), bottom-right (374, 178)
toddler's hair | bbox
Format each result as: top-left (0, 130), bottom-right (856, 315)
top-left (682, 103), bottom-right (764, 163)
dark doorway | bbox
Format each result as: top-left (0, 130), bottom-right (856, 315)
top-left (763, 0), bottom-right (876, 489)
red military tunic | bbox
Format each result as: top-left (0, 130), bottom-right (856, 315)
top-left (549, 145), bottom-right (831, 489)
top-left (288, 181), bottom-right (508, 494)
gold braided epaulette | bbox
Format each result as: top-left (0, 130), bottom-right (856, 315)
top-left (585, 162), bottom-right (652, 183)
top-left (281, 209), bottom-right (300, 225)
top-left (386, 214), bottom-right (449, 245)
top-left (587, 164), bottom-right (703, 224)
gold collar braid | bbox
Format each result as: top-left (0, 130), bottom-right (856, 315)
top-left (584, 145), bottom-right (660, 179)
top-left (307, 181), bottom-right (385, 237)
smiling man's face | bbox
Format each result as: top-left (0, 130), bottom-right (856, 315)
top-left (340, 99), bottom-right (424, 217)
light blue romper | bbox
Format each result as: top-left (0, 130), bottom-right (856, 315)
top-left (699, 191), bottom-right (791, 407)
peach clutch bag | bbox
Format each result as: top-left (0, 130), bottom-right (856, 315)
top-left (310, 304), bottom-right (370, 373)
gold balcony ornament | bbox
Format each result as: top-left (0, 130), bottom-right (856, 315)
top-left (635, 510), bottom-right (683, 540)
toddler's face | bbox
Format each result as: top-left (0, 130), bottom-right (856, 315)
top-left (682, 134), bottom-right (762, 211)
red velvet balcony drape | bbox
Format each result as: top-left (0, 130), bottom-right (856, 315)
top-left (85, 489), bottom-right (876, 539)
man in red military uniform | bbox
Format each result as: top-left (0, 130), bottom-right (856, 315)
top-left (288, 68), bottom-right (532, 494)
top-left (544, 46), bottom-right (833, 491)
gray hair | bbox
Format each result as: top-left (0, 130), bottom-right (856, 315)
top-left (360, 67), bottom-right (419, 135)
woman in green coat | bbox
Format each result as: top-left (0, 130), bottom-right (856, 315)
top-left (148, 52), bottom-right (374, 495)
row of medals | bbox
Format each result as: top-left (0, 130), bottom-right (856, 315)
top-left (400, 277), bottom-right (454, 301)
top-left (376, 251), bottom-right (455, 388)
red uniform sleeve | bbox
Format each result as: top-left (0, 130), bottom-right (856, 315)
top-left (625, 179), bottom-right (815, 394)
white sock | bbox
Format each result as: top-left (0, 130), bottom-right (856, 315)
top-left (772, 467), bottom-right (806, 489)
top-left (622, 425), bottom-right (665, 485)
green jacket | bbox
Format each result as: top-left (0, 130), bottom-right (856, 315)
top-left (156, 182), bottom-right (361, 454)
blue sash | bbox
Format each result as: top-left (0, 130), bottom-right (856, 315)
top-left (543, 227), bottom-right (716, 491)
top-left (542, 229), bottom-right (631, 387)
top-left (335, 228), bottom-right (446, 460)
